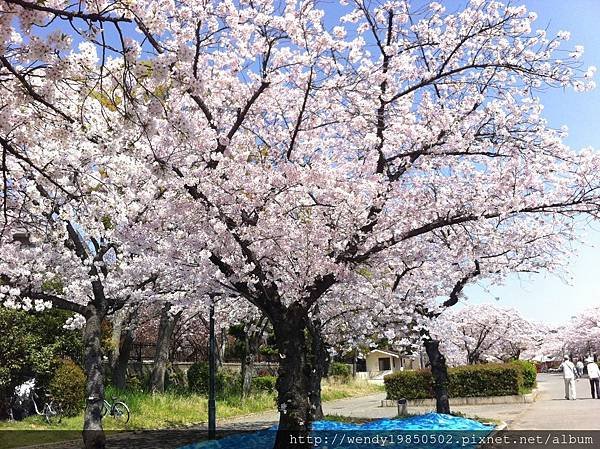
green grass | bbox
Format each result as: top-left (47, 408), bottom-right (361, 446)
top-left (0, 379), bottom-right (382, 448)
top-left (0, 388), bottom-right (277, 432)
top-left (449, 411), bottom-right (503, 425)
top-left (322, 415), bottom-right (374, 424)
top-left (321, 379), bottom-right (384, 401)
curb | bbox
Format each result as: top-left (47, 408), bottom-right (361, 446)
top-left (477, 421), bottom-right (508, 448)
top-left (381, 389), bottom-right (539, 408)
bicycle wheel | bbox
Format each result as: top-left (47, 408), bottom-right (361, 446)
top-left (52, 402), bottom-right (63, 424)
top-left (112, 401), bottom-right (130, 424)
top-left (100, 400), bottom-right (111, 417)
top-left (43, 403), bottom-right (61, 425)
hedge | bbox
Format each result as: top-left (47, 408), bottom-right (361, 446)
top-left (384, 369), bottom-right (434, 400)
top-left (449, 363), bottom-right (522, 397)
top-left (511, 360), bottom-right (537, 390)
top-left (385, 362), bottom-right (535, 400)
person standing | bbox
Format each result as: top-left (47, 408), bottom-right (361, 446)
top-left (576, 359), bottom-right (584, 378)
top-left (586, 358), bottom-right (600, 399)
top-left (559, 355), bottom-right (577, 400)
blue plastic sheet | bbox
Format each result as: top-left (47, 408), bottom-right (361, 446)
top-left (181, 413), bottom-right (495, 449)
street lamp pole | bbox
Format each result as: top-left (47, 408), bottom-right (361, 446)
top-left (208, 297), bottom-right (216, 440)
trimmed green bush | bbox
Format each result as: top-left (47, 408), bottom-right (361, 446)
top-left (329, 362), bottom-right (352, 380)
top-left (511, 360), bottom-right (537, 391)
top-left (385, 363), bottom-right (527, 400)
top-left (449, 363), bottom-right (522, 397)
top-left (49, 358), bottom-right (86, 416)
top-left (384, 369), bottom-right (433, 400)
top-left (252, 375), bottom-right (277, 392)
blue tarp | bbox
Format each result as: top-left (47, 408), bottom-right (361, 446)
top-left (181, 413), bottom-right (495, 449)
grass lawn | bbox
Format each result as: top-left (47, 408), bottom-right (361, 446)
top-left (0, 380), bottom-right (384, 448)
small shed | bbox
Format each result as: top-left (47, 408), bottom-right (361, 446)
top-left (365, 349), bottom-right (421, 374)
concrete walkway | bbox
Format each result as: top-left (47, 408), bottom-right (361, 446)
top-left (510, 373), bottom-right (600, 430)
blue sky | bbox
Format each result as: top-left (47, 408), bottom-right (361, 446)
top-left (464, 0), bottom-right (600, 325)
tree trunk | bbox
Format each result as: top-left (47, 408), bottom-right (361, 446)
top-left (150, 302), bottom-right (181, 393)
top-left (424, 339), bottom-right (450, 414)
top-left (241, 350), bottom-right (256, 398)
top-left (272, 305), bottom-right (312, 449)
top-left (307, 314), bottom-right (329, 421)
top-left (242, 330), bottom-right (263, 398)
top-left (110, 307), bottom-right (138, 390)
top-left (241, 318), bottom-right (267, 398)
top-left (108, 308), bottom-right (128, 372)
top-left (218, 327), bottom-right (226, 367)
top-left (113, 309), bottom-right (137, 390)
top-left (82, 305), bottom-right (106, 449)
top-left (467, 351), bottom-right (480, 365)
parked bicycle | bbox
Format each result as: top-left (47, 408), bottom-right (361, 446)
top-left (101, 396), bottom-right (131, 423)
top-left (32, 392), bottom-right (63, 425)
top-left (10, 380), bottom-right (62, 424)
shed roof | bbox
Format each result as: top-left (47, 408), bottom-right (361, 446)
top-left (367, 349), bottom-right (400, 358)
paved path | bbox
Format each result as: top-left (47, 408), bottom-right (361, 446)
top-left (510, 373), bottom-right (600, 430)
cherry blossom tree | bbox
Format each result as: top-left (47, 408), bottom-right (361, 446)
top-left (432, 303), bottom-right (538, 365)
top-left (4, 1), bottom-right (600, 448)
top-left (560, 307), bottom-right (600, 359)
top-left (318, 220), bottom-right (569, 413)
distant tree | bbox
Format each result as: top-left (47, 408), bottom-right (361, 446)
top-left (433, 303), bottom-right (539, 365)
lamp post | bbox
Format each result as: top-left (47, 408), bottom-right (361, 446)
top-left (208, 296), bottom-right (217, 440)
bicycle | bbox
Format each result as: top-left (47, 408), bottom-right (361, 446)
top-left (31, 392), bottom-right (63, 425)
top-left (101, 396), bottom-right (131, 423)
top-left (9, 380), bottom-right (62, 425)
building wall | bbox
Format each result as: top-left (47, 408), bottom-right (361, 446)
top-left (365, 352), bottom-right (422, 373)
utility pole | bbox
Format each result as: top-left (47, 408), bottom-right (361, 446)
top-left (208, 298), bottom-right (216, 440)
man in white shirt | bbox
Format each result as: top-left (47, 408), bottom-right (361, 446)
top-left (576, 359), bottom-right (584, 378)
top-left (559, 355), bottom-right (577, 400)
top-left (586, 358), bottom-right (600, 399)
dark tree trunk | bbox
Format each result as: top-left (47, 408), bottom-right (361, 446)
top-left (273, 304), bottom-right (312, 449)
top-left (467, 351), bottom-right (480, 365)
top-left (241, 317), bottom-right (268, 398)
top-left (424, 339), bottom-right (450, 414)
top-left (241, 350), bottom-right (256, 398)
top-left (113, 310), bottom-right (137, 390)
top-left (110, 307), bottom-right (138, 390)
top-left (218, 327), bottom-right (226, 367)
top-left (150, 302), bottom-right (182, 393)
top-left (307, 313), bottom-right (330, 421)
top-left (108, 308), bottom-right (126, 372)
top-left (82, 305), bottom-right (106, 449)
